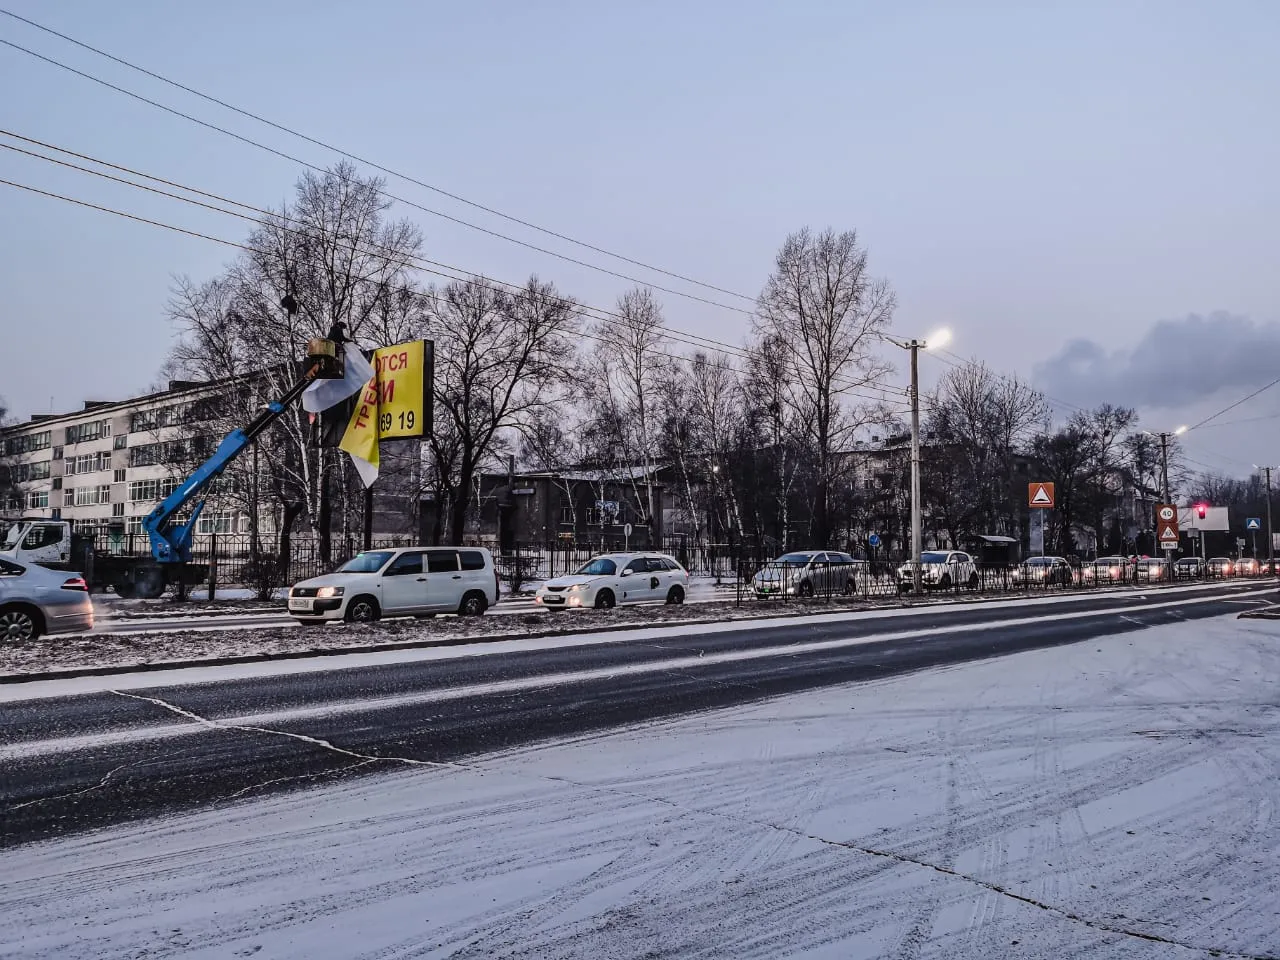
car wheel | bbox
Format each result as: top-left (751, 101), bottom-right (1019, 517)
top-left (594, 589), bottom-right (616, 610)
top-left (133, 564), bottom-right (166, 601)
top-left (967, 572), bottom-right (979, 590)
top-left (296, 619), bottom-right (327, 628)
top-left (458, 592), bottom-right (487, 617)
top-left (665, 585), bottom-right (685, 605)
top-left (344, 596), bottom-right (380, 624)
top-left (0, 605), bottom-right (42, 642)
top-left (799, 580), bottom-right (814, 598)
top-left (939, 574), bottom-right (952, 590)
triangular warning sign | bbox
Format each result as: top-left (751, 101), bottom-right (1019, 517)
top-left (1160, 525), bottom-right (1178, 541)
top-left (1031, 485), bottom-right (1052, 505)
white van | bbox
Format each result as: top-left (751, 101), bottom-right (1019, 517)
top-left (288, 546), bottom-right (499, 624)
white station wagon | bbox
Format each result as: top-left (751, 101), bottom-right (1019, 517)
top-left (289, 546), bottom-right (498, 624)
top-left (535, 552), bottom-right (689, 610)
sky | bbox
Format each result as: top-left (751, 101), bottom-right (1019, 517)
top-left (0, 0), bottom-right (1276, 477)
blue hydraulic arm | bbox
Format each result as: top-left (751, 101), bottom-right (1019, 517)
top-left (141, 340), bottom-right (341, 564)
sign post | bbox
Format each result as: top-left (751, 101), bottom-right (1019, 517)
top-left (1028, 482), bottom-right (1054, 557)
top-left (1156, 503), bottom-right (1179, 553)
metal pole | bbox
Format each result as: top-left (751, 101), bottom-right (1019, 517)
top-left (1266, 466), bottom-right (1275, 571)
top-left (910, 341), bottom-right (923, 596)
top-left (1159, 432), bottom-right (1171, 574)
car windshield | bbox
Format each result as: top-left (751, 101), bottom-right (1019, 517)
top-left (771, 553), bottom-right (815, 566)
top-left (1, 525), bottom-right (20, 549)
top-left (337, 551), bottom-right (394, 573)
top-left (920, 552), bottom-right (950, 564)
top-left (576, 558), bottom-right (618, 576)
top-left (1027, 558), bottom-right (1053, 565)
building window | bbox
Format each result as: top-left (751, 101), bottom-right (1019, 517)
top-left (112, 502), bottom-right (125, 518)
top-left (2, 430), bottom-right (51, 456)
top-left (7, 461), bottom-right (51, 483)
top-left (26, 490), bottom-right (49, 509)
top-left (65, 420), bottom-right (111, 445)
top-left (197, 511), bottom-right (237, 534)
top-left (128, 477), bottom-right (179, 502)
top-left (64, 489), bottom-right (76, 507)
top-left (52, 446), bottom-right (63, 460)
top-left (560, 498), bottom-right (575, 525)
top-left (126, 516), bottom-right (143, 535)
top-left (73, 485), bottom-right (111, 506)
top-left (114, 435), bottom-right (127, 450)
top-left (52, 477), bottom-right (62, 491)
top-left (113, 469), bottom-right (126, 483)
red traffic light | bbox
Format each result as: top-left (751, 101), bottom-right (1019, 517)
top-left (1196, 503), bottom-right (1208, 519)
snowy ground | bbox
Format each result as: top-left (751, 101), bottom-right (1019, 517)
top-left (5, 614), bottom-right (1279, 959)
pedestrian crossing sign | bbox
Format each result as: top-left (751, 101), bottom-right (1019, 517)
top-left (1247, 517), bottom-right (1262, 530)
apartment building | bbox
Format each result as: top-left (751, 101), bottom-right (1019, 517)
top-left (0, 380), bottom-right (250, 539)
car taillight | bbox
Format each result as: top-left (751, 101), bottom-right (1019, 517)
top-left (61, 576), bottom-right (88, 591)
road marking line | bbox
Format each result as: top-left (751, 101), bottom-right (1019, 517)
top-left (2, 590), bottom-right (1268, 761)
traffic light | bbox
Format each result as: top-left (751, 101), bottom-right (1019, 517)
top-left (1196, 503), bottom-right (1208, 520)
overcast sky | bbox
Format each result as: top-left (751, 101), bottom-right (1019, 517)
top-left (0, 0), bottom-right (1275, 476)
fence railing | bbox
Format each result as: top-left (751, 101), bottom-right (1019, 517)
top-left (89, 530), bottom-right (1270, 598)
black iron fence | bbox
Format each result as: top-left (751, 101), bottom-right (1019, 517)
top-left (89, 530), bottom-right (1269, 598)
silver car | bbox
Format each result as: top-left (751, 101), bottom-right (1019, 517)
top-left (753, 551), bottom-right (865, 598)
top-left (0, 556), bottom-right (94, 641)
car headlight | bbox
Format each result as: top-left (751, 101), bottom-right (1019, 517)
top-left (316, 586), bottom-right (344, 599)
top-left (568, 583), bottom-right (589, 592)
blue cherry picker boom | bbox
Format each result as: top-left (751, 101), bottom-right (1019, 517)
top-left (0, 333), bottom-right (347, 599)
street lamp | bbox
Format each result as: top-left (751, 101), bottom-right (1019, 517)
top-left (886, 328), bottom-right (952, 595)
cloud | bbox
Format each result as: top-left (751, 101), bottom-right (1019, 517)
top-left (1033, 312), bottom-right (1280, 410)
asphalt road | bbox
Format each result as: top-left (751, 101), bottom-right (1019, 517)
top-left (2, 581), bottom-right (1272, 847)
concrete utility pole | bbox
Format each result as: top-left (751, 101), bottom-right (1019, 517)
top-left (888, 329), bottom-right (952, 596)
top-left (1147, 426), bottom-right (1186, 563)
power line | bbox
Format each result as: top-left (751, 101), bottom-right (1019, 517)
top-left (0, 14), bottom-right (758, 307)
top-left (0, 170), bottom-right (913, 412)
top-left (0, 127), bottom-right (910, 408)
top-left (0, 130), bottom-right (907, 408)
top-left (1184, 376), bottom-right (1280, 434)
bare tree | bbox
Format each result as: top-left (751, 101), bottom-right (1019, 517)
top-left (591, 287), bottom-right (670, 536)
top-left (740, 332), bottom-right (808, 552)
top-left (429, 276), bottom-right (581, 544)
top-left (756, 228), bottom-right (896, 545)
top-left (166, 163), bottom-right (426, 570)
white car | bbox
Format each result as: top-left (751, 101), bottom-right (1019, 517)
top-left (0, 555), bottom-right (94, 641)
top-left (535, 553), bottom-right (689, 610)
top-left (288, 546), bottom-right (498, 624)
top-left (896, 550), bottom-right (979, 591)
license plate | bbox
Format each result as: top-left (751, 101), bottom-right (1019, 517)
top-left (288, 598), bottom-right (313, 611)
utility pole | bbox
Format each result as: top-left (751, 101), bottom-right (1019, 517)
top-left (888, 329), bottom-right (951, 595)
top-left (1146, 426), bottom-right (1186, 565)
top-left (909, 341), bottom-right (922, 595)
top-left (1263, 465), bottom-right (1275, 572)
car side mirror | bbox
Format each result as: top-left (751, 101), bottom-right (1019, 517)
top-left (620, 570), bottom-right (632, 578)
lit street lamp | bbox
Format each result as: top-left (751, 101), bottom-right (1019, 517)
top-left (886, 328), bottom-right (952, 595)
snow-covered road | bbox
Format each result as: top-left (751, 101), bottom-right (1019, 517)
top-left (4, 614), bottom-right (1279, 959)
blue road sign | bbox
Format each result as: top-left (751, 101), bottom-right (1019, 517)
top-left (1247, 517), bottom-right (1262, 530)
top-left (868, 533), bottom-right (881, 548)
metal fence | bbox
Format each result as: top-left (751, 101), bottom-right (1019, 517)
top-left (90, 530), bottom-right (1271, 598)
top-left (727, 557), bottom-right (1267, 606)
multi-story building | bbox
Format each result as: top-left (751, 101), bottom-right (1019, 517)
top-left (0, 379), bottom-right (249, 541)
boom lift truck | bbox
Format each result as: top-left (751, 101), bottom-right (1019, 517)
top-left (1, 336), bottom-right (346, 599)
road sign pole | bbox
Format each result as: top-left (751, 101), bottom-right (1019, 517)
top-left (909, 341), bottom-right (922, 596)
top-left (1266, 467), bottom-right (1275, 572)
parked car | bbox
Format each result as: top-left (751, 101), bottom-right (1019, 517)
top-left (1173, 557), bottom-right (1204, 579)
top-left (1135, 557), bottom-right (1171, 582)
top-left (1207, 557), bottom-right (1234, 577)
top-left (896, 551), bottom-right (979, 591)
top-left (1235, 557), bottom-right (1260, 576)
top-left (535, 553), bottom-right (689, 610)
top-left (1015, 556), bottom-right (1074, 586)
top-left (288, 546), bottom-right (498, 624)
top-left (1083, 556), bottom-right (1134, 583)
top-left (1257, 559), bottom-right (1276, 576)
top-left (752, 551), bottom-right (867, 598)
top-left (0, 556), bottom-right (93, 641)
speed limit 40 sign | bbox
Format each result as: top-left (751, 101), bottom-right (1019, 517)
top-left (1156, 503), bottom-right (1179, 547)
